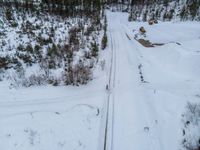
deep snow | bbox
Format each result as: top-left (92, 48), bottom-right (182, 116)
top-left (106, 11), bottom-right (200, 150)
top-left (0, 11), bottom-right (200, 150)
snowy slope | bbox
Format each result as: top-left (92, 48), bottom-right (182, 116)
top-left (0, 10), bottom-right (103, 87)
top-left (0, 10), bottom-right (200, 150)
top-left (0, 49), bottom-right (109, 150)
top-left (106, 11), bottom-right (200, 150)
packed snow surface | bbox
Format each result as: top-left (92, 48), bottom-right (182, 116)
top-left (107, 11), bottom-right (200, 150)
top-left (0, 11), bottom-right (200, 150)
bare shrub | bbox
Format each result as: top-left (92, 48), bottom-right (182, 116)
top-left (182, 102), bottom-right (200, 150)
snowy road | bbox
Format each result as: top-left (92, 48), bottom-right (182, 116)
top-left (105, 11), bottom-right (200, 150)
top-left (106, 12), bottom-right (162, 150)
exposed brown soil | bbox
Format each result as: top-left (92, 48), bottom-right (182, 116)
top-left (137, 38), bottom-right (164, 48)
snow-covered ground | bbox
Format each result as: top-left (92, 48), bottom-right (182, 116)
top-left (0, 54), bottom-right (109, 150)
top-left (106, 11), bottom-right (200, 150)
top-left (0, 10), bottom-right (200, 150)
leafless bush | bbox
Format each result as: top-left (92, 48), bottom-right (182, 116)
top-left (100, 59), bottom-right (106, 70)
top-left (182, 102), bottom-right (200, 150)
top-left (65, 60), bottom-right (92, 86)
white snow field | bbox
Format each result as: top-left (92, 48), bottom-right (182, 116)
top-left (105, 11), bottom-right (200, 150)
top-left (0, 64), bottom-right (109, 150)
top-left (1, 10), bottom-right (200, 150)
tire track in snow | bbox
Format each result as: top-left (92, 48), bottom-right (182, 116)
top-left (122, 22), bottom-right (164, 150)
top-left (0, 91), bottom-right (102, 108)
top-left (114, 17), bottom-right (163, 150)
top-left (102, 28), bottom-right (116, 150)
top-left (0, 104), bottom-right (99, 120)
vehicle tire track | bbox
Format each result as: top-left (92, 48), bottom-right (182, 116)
top-left (103, 29), bottom-right (116, 150)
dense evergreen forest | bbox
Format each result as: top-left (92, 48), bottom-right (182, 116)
top-left (127, 0), bottom-right (200, 21)
top-left (0, 0), bottom-right (103, 16)
top-left (0, 0), bottom-right (199, 20)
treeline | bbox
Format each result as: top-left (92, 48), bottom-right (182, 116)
top-left (127, 0), bottom-right (200, 21)
top-left (105, 0), bottom-right (200, 21)
top-left (0, 0), bottom-right (104, 16)
top-left (107, 0), bottom-right (199, 8)
top-left (0, 0), bottom-right (199, 20)
top-left (0, 0), bottom-right (108, 87)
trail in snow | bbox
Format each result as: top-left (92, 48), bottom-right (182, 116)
top-left (0, 56), bottom-right (108, 150)
top-left (107, 12), bottom-right (161, 150)
top-left (106, 11), bottom-right (200, 150)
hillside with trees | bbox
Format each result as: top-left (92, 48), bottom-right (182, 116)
top-left (0, 0), bottom-right (108, 87)
top-left (0, 0), bottom-right (199, 87)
